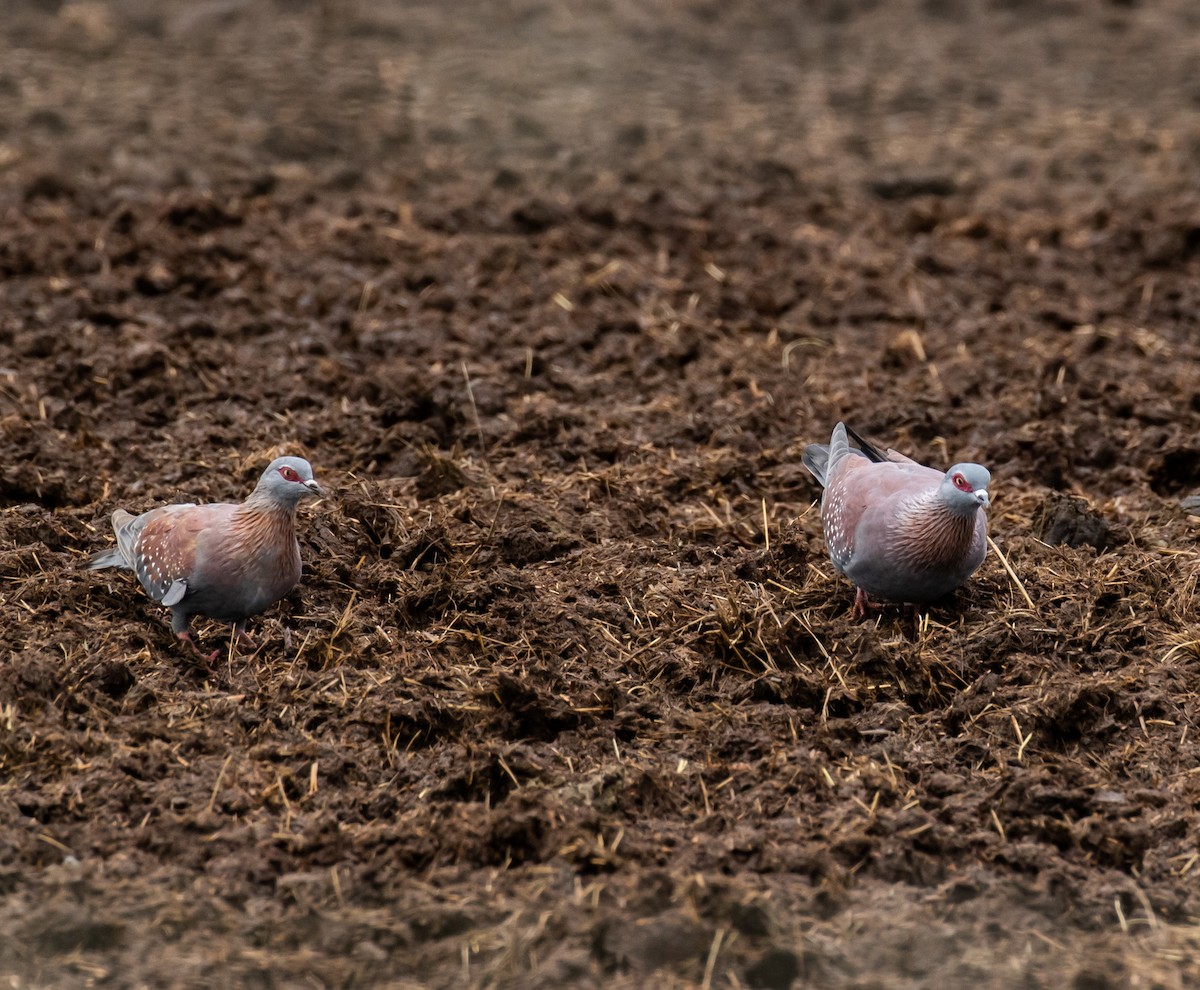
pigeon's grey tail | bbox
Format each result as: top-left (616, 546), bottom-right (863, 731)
top-left (84, 509), bottom-right (139, 571)
top-left (802, 422), bottom-right (851, 488)
top-left (85, 547), bottom-right (126, 570)
top-left (801, 441), bottom-right (830, 488)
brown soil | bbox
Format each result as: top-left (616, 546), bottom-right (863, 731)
top-left (4, 0), bottom-right (1200, 986)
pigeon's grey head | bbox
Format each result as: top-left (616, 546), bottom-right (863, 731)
top-left (256, 456), bottom-right (324, 505)
top-left (938, 463), bottom-right (990, 515)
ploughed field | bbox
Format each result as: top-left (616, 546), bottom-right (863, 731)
top-left (4, 0), bottom-right (1200, 986)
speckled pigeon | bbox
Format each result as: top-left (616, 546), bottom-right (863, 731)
top-left (802, 423), bottom-right (990, 616)
top-left (87, 456), bottom-right (324, 656)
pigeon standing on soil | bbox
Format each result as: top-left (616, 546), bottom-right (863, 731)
top-left (802, 423), bottom-right (990, 617)
top-left (86, 456), bottom-right (325, 656)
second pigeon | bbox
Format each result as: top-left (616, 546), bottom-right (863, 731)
top-left (802, 423), bottom-right (990, 617)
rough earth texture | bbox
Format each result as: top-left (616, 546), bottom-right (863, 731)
top-left (4, 0), bottom-right (1200, 986)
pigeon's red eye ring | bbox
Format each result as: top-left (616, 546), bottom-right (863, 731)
top-left (953, 473), bottom-right (971, 492)
top-left (279, 466), bottom-right (301, 483)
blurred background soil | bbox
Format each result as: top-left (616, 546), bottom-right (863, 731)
top-left (3, 0), bottom-right (1200, 986)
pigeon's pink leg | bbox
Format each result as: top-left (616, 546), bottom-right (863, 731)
top-left (852, 587), bottom-right (872, 620)
top-left (233, 624), bottom-right (258, 648)
top-left (852, 587), bottom-right (890, 620)
top-left (177, 631), bottom-right (219, 663)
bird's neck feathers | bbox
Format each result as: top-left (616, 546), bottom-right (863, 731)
top-left (242, 486), bottom-right (302, 514)
top-left (891, 492), bottom-right (979, 569)
top-left (231, 497), bottom-right (299, 554)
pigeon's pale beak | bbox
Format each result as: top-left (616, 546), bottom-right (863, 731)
top-left (976, 489), bottom-right (990, 508)
top-left (304, 479), bottom-right (325, 498)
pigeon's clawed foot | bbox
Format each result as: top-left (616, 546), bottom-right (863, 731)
top-left (233, 625), bottom-right (258, 649)
top-left (177, 631), bottom-right (219, 664)
top-left (852, 586), bottom-right (881, 620)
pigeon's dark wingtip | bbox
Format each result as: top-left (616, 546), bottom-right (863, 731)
top-left (844, 424), bottom-right (888, 464)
